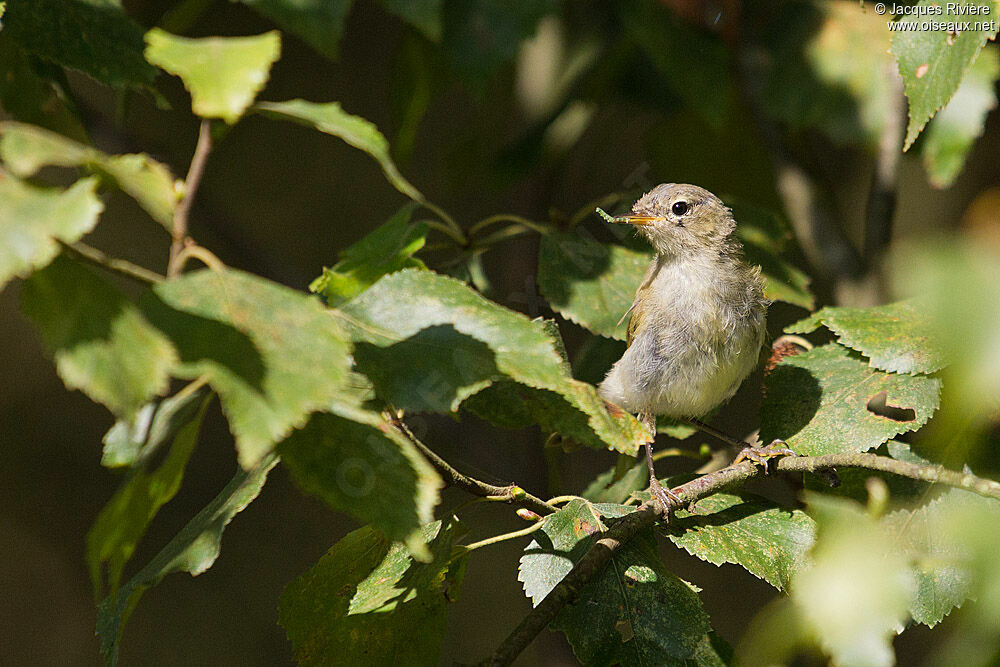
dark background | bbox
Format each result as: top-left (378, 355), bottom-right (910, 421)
top-left (2, 0), bottom-right (998, 663)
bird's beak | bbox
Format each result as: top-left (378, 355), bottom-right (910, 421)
top-left (595, 207), bottom-right (660, 227)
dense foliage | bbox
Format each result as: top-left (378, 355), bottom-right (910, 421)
top-left (3, 0), bottom-right (1000, 664)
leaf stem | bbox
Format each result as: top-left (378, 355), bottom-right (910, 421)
top-left (419, 201), bottom-right (467, 246)
top-left (463, 522), bottom-right (545, 552)
top-left (62, 242), bottom-right (165, 285)
top-left (469, 214), bottom-right (550, 237)
top-left (169, 120), bottom-right (213, 278)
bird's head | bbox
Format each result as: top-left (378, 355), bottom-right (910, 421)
top-left (605, 183), bottom-right (736, 257)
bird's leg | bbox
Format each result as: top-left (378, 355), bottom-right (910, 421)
top-left (638, 412), bottom-right (683, 508)
top-left (683, 418), bottom-right (796, 467)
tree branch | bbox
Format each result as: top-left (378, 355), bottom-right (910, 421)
top-left (485, 451), bottom-right (1000, 665)
top-left (393, 417), bottom-right (558, 517)
top-left (62, 242), bottom-right (165, 284)
top-left (168, 119), bottom-right (213, 278)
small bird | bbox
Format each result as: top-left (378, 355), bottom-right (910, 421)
top-left (597, 183), bottom-right (788, 508)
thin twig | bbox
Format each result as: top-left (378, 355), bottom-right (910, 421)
top-left (393, 418), bottom-right (558, 516)
top-left (62, 242), bottom-right (165, 284)
top-left (463, 522), bottom-right (546, 552)
top-left (469, 214), bottom-right (550, 237)
top-left (484, 451), bottom-right (1000, 665)
top-left (168, 120), bottom-right (213, 277)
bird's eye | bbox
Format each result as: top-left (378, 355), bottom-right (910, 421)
top-left (671, 201), bottom-right (689, 216)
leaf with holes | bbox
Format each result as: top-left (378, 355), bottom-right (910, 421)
top-left (921, 45), bottom-right (1000, 188)
top-left (760, 343), bottom-right (941, 456)
top-left (788, 300), bottom-right (948, 374)
top-left (1, 121), bottom-right (179, 229)
top-left (334, 269), bottom-right (646, 454)
top-left (0, 174), bottom-right (103, 291)
top-left (255, 99), bottom-right (425, 203)
top-left (891, 0), bottom-right (999, 149)
top-left (144, 29), bottom-right (281, 124)
top-left (140, 268), bottom-right (355, 468)
top-left (664, 492), bottom-right (816, 590)
top-left (279, 520), bottom-right (465, 667)
top-left (278, 405), bottom-right (442, 559)
top-left (518, 499), bottom-right (716, 665)
top-left (22, 256), bottom-right (178, 418)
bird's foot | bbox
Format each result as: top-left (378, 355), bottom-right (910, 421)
top-left (648, 476), bottom-right (683, 512)
top-left (734, 439), bottom-right (797, 468)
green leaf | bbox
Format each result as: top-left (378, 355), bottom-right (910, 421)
top-left (788, 299), bottom-right (948, 374)
top-left (237, 0), bottom-right (352, 60)
top-left (0, 174), bottom-right (102, 291)
top-left (1, 0), bottom-right (157, 89)
top-left (665, 492), bottom-right (816, 590)
top-left (144, 29), bottom-right (281, 124)
top-left (278, 406), bottom-right (442, 558)
top-left (22, 256), bottom-right (178, 417)
top-left (101, 384), bottom-right (210, 468)
top-left (760, 343), bottom-right (941, 456)
top-left (519, 499), bottom-right (714, 665)
top-left (792, 494), bottom-right (915, 667)
top-left (1, 121), bottom-right (179, 228)
top-left (892, 0), bottom-right (1000, 149)
top-left (310, 203), bottom-right (427, 306)
top-left (87, 395), bottom-right (209, 599)
top-left (921, 44), bottom-right (1000, 187)
top-left (621, 3), bottom-right (732, 128)
top-left (279, 520), bottom-right (464, 666)
top-left (97, 454), bottom-right (277, 665)
top-left (377, 0), bottom-right (442, 41)
top-left (803, 440), bottom-right (934, 501)
top-left (254, 98), bottom-right (425, 202)
top-left (0, 37), bottom-right (89, 142)
top-left (582, 460), bottom-right (649, 505)
top-left (335, 268), bottom-right (646, 454)
top-left (141, 268), bottom-right (354, 468)
top-left (734, 203), bottom-right (814, 311)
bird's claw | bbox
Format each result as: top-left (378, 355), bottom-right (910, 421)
top-left (734, 439), bottom-right (796, 468)
top-left (649, 477), bottom-right (683, 511)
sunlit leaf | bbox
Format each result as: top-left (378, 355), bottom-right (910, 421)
top-left (921, 45), bottom-right (1000, 188)
top-left (334, 269), bottom-right (646, 454)
top-left (237, 0), bottom-right (351, 60)
top-left (254, 98), bottom-right (425, 202)
top-left (310, 203), bottom-right (427, 306)
top-left (665, 492), bottom-right (816, 590)
top-left (0, 174), bottom-right (102, 291)
top-left (278, 405), bottom-right (442, 558)
top-left (22, 256), bottom-right (177, 417)
top-left (141, 268), bottom-right (355, 468)
top-left (101, 384), bottom-right (210, 468)
top-left (87, 395), bottom-right (209, 599)
top-left (760, 343), bottom-right (941, 456)
top-left (144, 29), bottom-right (281, 124)
top-left (1, 0), bottom-right (156, 89)
top-left (788, 300), bottom-right (948, 374)
top-left (1, 121), bottom-right (179, 228)
top-left (891, 0), bottom-right (999, 149)
top-left (279, 521), bottom-right (464, 666)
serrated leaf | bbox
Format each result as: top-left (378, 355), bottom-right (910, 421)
top-left (310, 203), bottom-right (427, 306)
top-left (378, 0), bottom-right (442, 41)
top-left (892, 0), bottom-right (1000, 149)
top-left (144, 29), bottom-right (281, 124)
top-left (335, 268), bottom-right (645, 454)
top-left (278, 406), bottom-right (442, 559)
top-left (0, 174), bottom-right (102, 291)
top-left (87, 395), bottom-right (209, 600)
top-left (1, 0), bottom-right (157, 89)
top-left (101, 384), bottom-right (210, 468)
top-left (921, 44), bottom-right (1000, 187)
top-left (760, 343), bottom-right (941, 456)
top-left (621, 3), bottom-right (732, 128)
top-left (518, 499), bottom-right (714, 665)
top-left (582, 460), bottom-right (649, 504)
top-left (279, 520), bottom-right (463, 667)
top-left (254, 98), bottom-right (425, 202)
top-left (792, 494), bottom-right (915, 667)
top-left (665, 492), bottom-right (815, 590)
top-left (140, 268), bottom-right (354, 468)
top-left (98, 453), bottom-right (277, 665)
top-left (237, 0), bottom-right (352, 60)
top-left (1, 121), bottom-right (178, 228)
top-left (22, 256), bottom-right (178, 418)
top-left (788, 299), bottom-right (948, 374)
